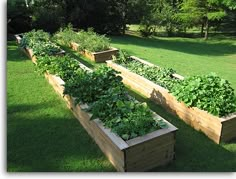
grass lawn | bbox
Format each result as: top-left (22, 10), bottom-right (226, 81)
top-left (7, 32), bottom-right (236, 172)
top-left (110, 34), bottom-right (236, 91)
top-left (7, 41), bottom-right (114, 172)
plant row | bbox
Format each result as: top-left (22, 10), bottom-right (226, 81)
top-left (20, 29), bottom-right (236, 117)
top-left (19, 30), bottom-right (62, 57)
top-left (53, 25), bottom-right (110, 52)
top-left (36, 54), bottom-right (168, 140)
top-left (112, 51), bottom-right (236, 117)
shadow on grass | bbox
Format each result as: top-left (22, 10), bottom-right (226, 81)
top-left (110, 34), bottom-right (236, 57)
top-left (7, 103), bottom-right (115, 172)
top-left (7, 42), bottom-right (28, 62)
top-left (126, 87), bottom-right (236, 172)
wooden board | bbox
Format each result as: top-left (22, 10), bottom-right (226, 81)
top-left (70, 42), bottom-right (118, 62)
top-left (107, 59), bottom-right (236, 144)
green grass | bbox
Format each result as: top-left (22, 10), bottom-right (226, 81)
top-left (7, 33), bottom-right (236, 172)
top-left (7, 41), bottom-right (114, 172)
top-left (110, 34), bottom-right (236, 91)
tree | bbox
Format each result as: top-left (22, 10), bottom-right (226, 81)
top-left (179, 0), bottom-right (230, 39)
top-left (139, 0), bottom-right (182, 37)
top-left (7, 0), bottom-right (32, 34)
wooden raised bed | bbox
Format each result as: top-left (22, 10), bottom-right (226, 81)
top-left (44, 72), bottom-right (178, 172)
top-left (15, 34), bottom-right (66, 64)
top-left (17, 41), bottom-right (178, 171)
top-left (107, 57), bottom-right (236, 144)
top-left (70, 42), bottom-right (118, 63)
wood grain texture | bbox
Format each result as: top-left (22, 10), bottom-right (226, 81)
top-left (107, 59), bottom-right (236, 144)
top-left (70, 42), bottom-right (118, 62)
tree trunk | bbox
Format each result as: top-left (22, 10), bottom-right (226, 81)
top-left (122, 21), bottom-right (126, 35)
top-left (204, 18), bottom-right (209, 40)
top-left (201, 23), bottom-right (204, 37)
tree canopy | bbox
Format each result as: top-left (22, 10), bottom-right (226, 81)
top-left (7, 0), bottom-right (236, 38)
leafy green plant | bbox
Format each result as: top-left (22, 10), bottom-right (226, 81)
top-left (113, 51), bottom-right (180, 90)
top-left (90, 89), bottom-right (164, 140)
top-left (112, 50), bottom-right (130, 64)
top-left (63, 66), bottom-right (123, 104)
top-left (36, 55), bottom-right (84, 81)
top-left (31, 41), bottom-right (61, 57)
top-left (54, 27), bottom-right (111, 52)
top-left (63, 65), bottom-right (167, 140)
top-left (36, 53), bottom-right (167, 140)
top-left (53, 24), bottom-right (78, 46)
top-left (20, 29), bottom-right (61, 56)
top-left (20, 29), bottom-right (50, 49)
top-left (171, 73), bottom-right (236, 117)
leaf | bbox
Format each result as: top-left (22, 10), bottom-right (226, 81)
top-left (122, 134), bottom-right (130, 140)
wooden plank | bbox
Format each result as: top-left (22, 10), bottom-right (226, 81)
top-left (84, 48), bottom-right (118, 62)
top-left (70, 42), bottom-right (118, 62)
top-left (93, 119), bottom-right (129, 150)
top-left (125, 134), bottom-right (176, 172)
top-left (126, 142), bottom-right (175, 165)
top-left (71, 103), bottom-right (126, 172)
top-left (221, 115), bottom-right (236, 142)
top-left (126, 142), bottom-right (175, 166)
top-left (14, 34), bottom-right (22, 44)
top-left (126, 133), bottom-right (175, 156)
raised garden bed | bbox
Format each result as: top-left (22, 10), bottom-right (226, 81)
top-left (15, 34), bottom-right (65, 64)
top-left (70, 42), bottom-right (118, 63)
top-left (44, 71), bottom-right (178, 172)
top-left (107, 56), bottom-right (236, 144)
top-left (17, 43), bottom-right (178, 171)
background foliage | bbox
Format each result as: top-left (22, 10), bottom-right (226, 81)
top-left (7, 0), bottom-right (236, 37)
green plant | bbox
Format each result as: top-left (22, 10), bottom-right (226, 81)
top-left (20, 29), bottom-right (50, 48)
top-left (113, 51), bottom-right (180, 90)
top-left (36, 55), bottom-right (84, 81)
top-left (20, 29), bottom-right (61, 56)
top-left (171, 73), bottom-right (236, 117)
top-left (63, 66), bottom-right (123, 104)
top-left (75, 29), bottom-right (111, 52)
top-left (89, 88), bottom-right (167, 140)
top-left (54, 27), bottom-right (111, 52)
top-left (63, 65), bottom-right (167, 140)
top-left (112, 50), bottom-right (130, 64)
top-left (35, 51), bottom-right (167, 140)
top-left (31, 41), bottom-right (61, 57)
top-left (53, 24), bottom-right (78, 46)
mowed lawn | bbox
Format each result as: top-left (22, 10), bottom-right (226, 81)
top-left (7, 33), bottom-right (236, 172)
top-left (110, 34), bottom-right (236, 91)
top-left (7, 41), bottom-right (114, 172)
